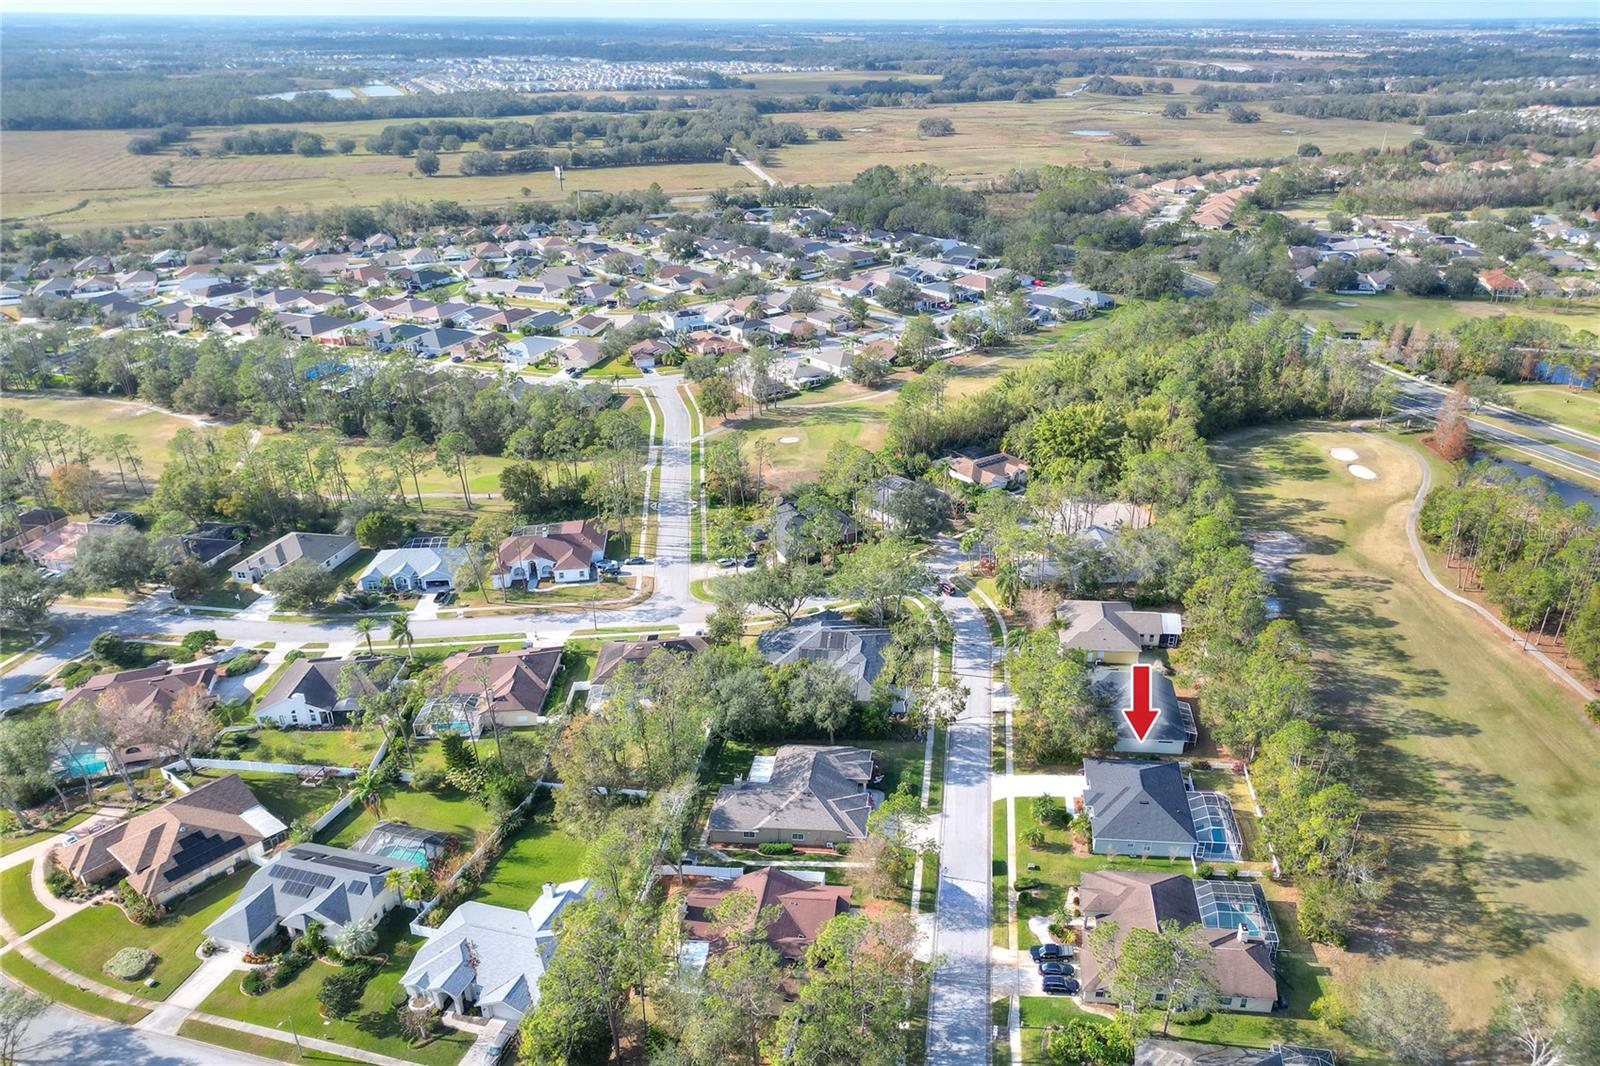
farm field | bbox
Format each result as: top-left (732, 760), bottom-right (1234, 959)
top-left (1507, 384), bottom-right (1600, 438)
top-left (1290, 291), bottom-right (1600, 336)
top-left (1212, 424), bottom-right (1600, 1024)
top-left (1, 88), bottom-right (1407, 228)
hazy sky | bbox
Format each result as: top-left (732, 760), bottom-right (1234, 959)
top-left (2, 0), bottom-right (1595, 18)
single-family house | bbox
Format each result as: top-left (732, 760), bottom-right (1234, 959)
top-left (561, 313), bottom-right (611, 337)
top-left (1082, 758), bottom-right (1199, 860)
top-left (682, 867), bottom-right (851, 962)
top-left (205, 843), bottom-right (415, 952)
top-left (556, 338), bottom-right (605, 374)
top-left (1078, 871), bottom-right (1278, 1014)
top-left (252, 654), bottom-right (384, 729)
top-left (414, 645), bottom-right (564, 735)
top-left (53, 774), bottom-right (286, 905)
top-left (591, 635), bottom-right (709, 687)
top-left (231, 532), bottom-right (359, 585)
top-left (757, 611), bottom-right (889, 701)
top-left (771, 497), bottom-right (859, 564)
top-left (400, 879), bottom-right (591, 1023)
top-left (1055, 600), bottom-right (1182, 664)
top-left (356, 545), bottom-right (467, 592)
top-left (948, 451), bottom-right (1029, 490)
top-left (707, 745), bottom-right (883, 847)
top-left (1092, 665), bottom-right (1196, 755)
top-left (492, 520), bottom-right (608, 588)
top-left (864, 475), bottom-right (949, 530)
top-left (1478, 268), bottom-right (1526, 300)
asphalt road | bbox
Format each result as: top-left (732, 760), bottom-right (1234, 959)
top-left (925, 562), bottom-right (996, 1065)
top-left (2, 981), bottom-right (276, 1066)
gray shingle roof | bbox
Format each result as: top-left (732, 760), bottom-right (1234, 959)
top-left (1082, 759), bottom-right (1196, 849)
top-left (756, 611), bottom-right (889, 701)
top-left (709, 745), bottom-right (878, 839)
top-left (235, 532), bottom-right (356, 575)
top-left (257, 655), bottom-right (384, 715)
top-left (205, 843), bottom-right (415, 949)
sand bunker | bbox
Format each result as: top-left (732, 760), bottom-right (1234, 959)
top-left (777, 435), bottom-right (801, 444)
top-left (1329, 447), bottom-right (1359, 462)
top-left (1348, 464), bottom-right (1377, 480)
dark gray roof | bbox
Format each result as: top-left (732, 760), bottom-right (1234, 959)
top-left (709, 745), bottom-right (878, 839)
top-left (756, 611), bottom-right (889, 701)
top-left (771, 498), bottom-right (858, 561)
top-left (257, 655), bottom-right (384, 713)
top-left (1082, 759), bottom-right (1196, 848)
top-left (236, 532), bottom-right (356, 574)
top-left (1092, 667), bottom-right (1192, 747)
top-left (205, 843), bottom-right (415, 948)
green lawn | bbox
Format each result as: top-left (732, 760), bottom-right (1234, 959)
top-left (0, 951), bottom-right (151, 1024)
top-left (176, 1019), bottom-right (367, 1065)
top-left (31, 866), bottom-right (253, 999)
top-left (1507, 384), bottom-right (1600, 438)
top-left (1, 860), bottom-right (52, 935)
top-left (196, 911), bottom-right (475, 1066)
top-left (469, 809), bottom-right (587, 910)
top-left (549, 643), bottom-right (597, 710)
top-left (1214, 425), bottom-right (1600, 1027)
top-left (321, 785), bottom-right (497, 849)
top-left (239, 726), bottom-right (382, 769)
top-left (0, 807), bottom-right (94, 857)
top-left (729, 402), bottom-right (889, 492)
top-left (182, 768), bottom-right (345, 830)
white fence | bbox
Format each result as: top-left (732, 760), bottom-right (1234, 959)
top-left (176, 757), bottom-right (362, 777)
top-left (655, 864), bottom-right (743, 880)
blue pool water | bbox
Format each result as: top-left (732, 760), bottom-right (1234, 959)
top-left (380, 845), bottom-right (428, 865)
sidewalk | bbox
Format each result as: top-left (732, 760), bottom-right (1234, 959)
top-left (137, 949), bottom-right (249, 1035)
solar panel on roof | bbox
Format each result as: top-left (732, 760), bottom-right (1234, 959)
top-left (165, 831), bottom-right (247, 882)
top-left (310, 851), bottom-right (390, 874)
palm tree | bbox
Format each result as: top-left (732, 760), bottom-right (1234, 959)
top-left (349, 769), bottom-right (384, 817)
top-left (354, 617), bottom-right (378, 655)
top-left (389, 616), bottom-right (414, 658)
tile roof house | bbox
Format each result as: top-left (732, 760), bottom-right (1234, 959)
top-left (948, 451), bottom-right (1029, 490)
top-left (1478, 268), bottom-right (1526, 299)
top-left (1055, 600), bottom-right (1183, 665)
top-left (707, 745), bottom-right (883, 847)
top-left (756, 611), bottom-right (891, 702)
top-left (231, 532), bottom-right (359, 584)
top-left (492, 520), bottom-right (608, 588)
top-left (1092, 665), bottom-right (1196, 755)
top-left (252, 654), bottom-right (384, 729)
top-left (205, 843), bottom-right (416, 952)
top-left (1078, 871), bottom-right (1279, 1014)
top-left (59, 662), bottom-right (218, 722)
top-left (414, 645), bottom-right (564, 735)
top-left (400, 878), bottom-right (592, 1022)
top-left (356, 545), bottom-right (467, 592)
top-left (54, 773), bottom-right (286, 905)
top-left (1082, 759), bottom-right (1198, 859)
top-left (682, 867), bottom-right (852, 961)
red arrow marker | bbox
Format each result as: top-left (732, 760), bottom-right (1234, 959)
top-left (1122, 664), bottom-right (1160, 743)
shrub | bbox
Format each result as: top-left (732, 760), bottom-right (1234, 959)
top-left (181, 630), bottom-right (218, 653)
top-left (103, 947), bottom-right (157, 981)
top-left (318, 968), bottom-right (368, 1019)
top-left (44, 862), bottom-right (75, 898)
top-left (272, 949), bottom-right (311, 988)
top-left (1170, 1008), bottom-right (1211, 1025)
top-left (1191, 759), bottom-right (1212, 771)
top-left (241, 969), bottom-right (267, 996)
top-left (57, 661), bottom-right (95, 688)
top-left (832, 842), bottom-right (849, 856)
top-left (90, 632), bottom-right (138, 667)
top-left (757, 842), bottom-right (794, 855)
top-left (288, 818), bottom-right (314, 843)
top-left (169, 647), bottom-right (196, 664)
top-left (1586, 699), bottom-right (1600, 725)
top-left (224, 652), bottom-right (263, 677)
top-left (1195, 862), bottom-right (1215, 880)
top-left (412, 768), bottom-right (447, 793)
top-left (295, 920), bottom-right (327, 958)
top-left (200, 938), bottom-right (217, 957)
top-left (118, 880), bottom-right (160, 925)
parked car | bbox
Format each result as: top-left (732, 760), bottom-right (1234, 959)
top-left (1029, 943), bottom-right (1065, 962)
top-left (433, 590), bottom-right (456, 605)
top-left (1041, 976), bottom-right (1078, 996)
top-left (741, 552), bottom-right (758, 567)
top-left (597, 560), bottom-right (621, 574)
top-left (1038, 960), bottom-right (1074, 977)
top-left (938, 580), bottom-right (959, 596)
top-left (625, 556), bottom-right (647, 566)
top-left (716, 557), bottom-right (737, 568)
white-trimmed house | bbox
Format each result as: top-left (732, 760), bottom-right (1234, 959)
top-left (356, 545), bottom-right (467, 592)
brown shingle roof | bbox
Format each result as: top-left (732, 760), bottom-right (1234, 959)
top-left (682, 867), bottom-right (852, 960)
top-left (437, 645), bottom-right (562, 715)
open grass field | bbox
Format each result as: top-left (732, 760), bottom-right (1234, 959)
top-left (1212, 424), bottom-right (1600, 1027)
top-left (1507, 384), bottom-right (1600, 438)
top-left (759, 91), bottom-right (1416, 188)
top-left (724, 401), bottom-right (889, 490)
top-left (197, 910), bottom-right (475, 1066)
top-left (31, 865), bottom-right (253, 999)
top-left (0, 393), bottom-right (206, 481)
top-left (3, 88), bottom-right (1407, 228)
top-left (0, 860), bottom-right (52, 936)
top-left (1290, 291), bottom-right (1600, 336)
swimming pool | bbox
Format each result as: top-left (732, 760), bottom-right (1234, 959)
top-left (379, 845), bottom-right (428, 866)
